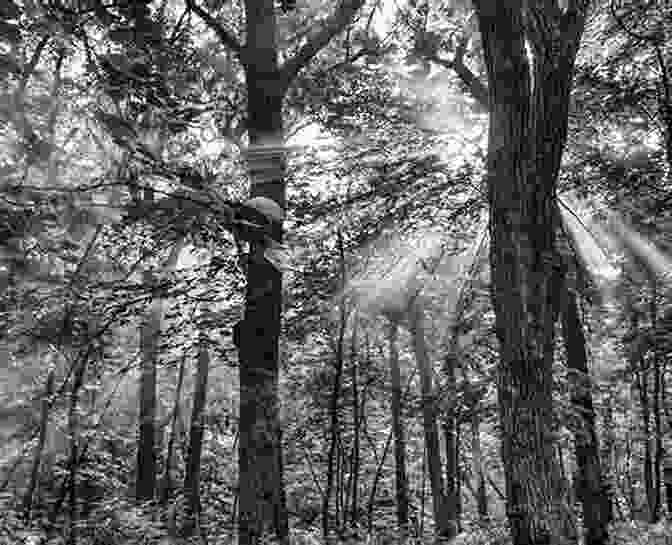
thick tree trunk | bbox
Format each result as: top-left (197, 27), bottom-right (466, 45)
top-left (237, 6), bottom-right (287, 541)
top-left (560, 286), bottom-right (609, 545)
top-left (408, 300), bottom-right (455, 540)
top-left (182, 336), bottom-right (211, 537)
top-left (473, 2), bottom-right (587, 543)
top-left (388, 319), bottom-right (410, 535)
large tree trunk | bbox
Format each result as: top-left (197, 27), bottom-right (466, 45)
top-left (237, 5), bottom-right (288, 543)
top-left (408, 300), bottom-right (455, 540)
top-left (472, 2), bottom-right (587, 543)
top-left (560, 286), bottom-right (609, 545)
top-left (182, 335), bottom-right (211, 537)
top-left (388, 319), bottom-right (410, 535)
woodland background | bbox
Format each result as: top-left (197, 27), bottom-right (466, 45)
top-left (0, 0), bottom-right (671, 544)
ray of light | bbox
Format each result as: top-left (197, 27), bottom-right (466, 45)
top-left (607, 214), bottom-right (672, 281)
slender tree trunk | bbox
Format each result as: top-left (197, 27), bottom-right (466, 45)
top-left (160, 349), bottom-right (187, 505)
top-left (470, 410), bottom-right (487, 519)
top-left (350, 322), bottom-right (361, 526)
top-left (367, 429), bottom-right (394, 534)
top-left (322, 234), bottom-right (347, 538)
top-left (560, 286), bottom-right (609, 545)
top-left (636, 352), bottom-right (655, 520)
top-left (137, 270), bottom-right (160, 502)
top-left (443, 352), bottom-right (461, 533)
top-left (650, 279), bottom-right (662, 522)
top-left (67, 357), bottom-right (88, 545)
top-left (23, 368), bottom-right (54, 521)
top-left (387, 319), bottom-right (410, 535)
top-left (472, 2), bottom-right (587, 543)
top-left (408, 300), bottom-right (454, 540)
top-left (182, 335), bottom-right (211, 537)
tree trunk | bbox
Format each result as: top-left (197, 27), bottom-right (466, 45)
top-left (635, 346), bottom-right (655, 521)
top-left (388, 319), bottom-right (410, 535)
top-left (470, 410), bottom-right (488, 519)
top-left (560, 286), bottom-right (609, 545)
top-left (182, 335), bottom-right (211, 537)
top-left (137, 239), bottom-right (183, 503)
top-left (136, 270), bottom-right (160, 502)
top-left (650, 279), bottom-right (662, 522)
top-left (408, 300), bottom-right (454, 540)
top-left (350, 321), bottom-right (361, 526)
top-left (159, 349), bottom-right (187, 505)
top-left (322, 233), bottom-right (348, 538)
top-left (237, 4), bottom-right (288, 542)
top-left (23, 368), bottom-right (54, 521)
top-left (472, 2), bottom-right (587, 543)
top-left (443, 353), bottom-right (461, 532)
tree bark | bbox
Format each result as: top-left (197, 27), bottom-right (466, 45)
top-left (650, 279), bottom-right (662, 522)
top-left (136, 271), bottom-right (160, 502)
top-left (182, 335), bottom-right (211, 537)
top-left (472, 2), bottom-right (587, 543)
top-left (560, 286), bottom-right (609, 545)
top-left (23, 368), bottom-right (54, 521)
top-left (408, 300), bottom-right (454, 540)
top-left (470, 410), bottom-right (487, 519)
top-left (388, 319), bottom-right (410, 535)
top-left (159, 349), bottom-right (187, 505)
top-left (349, 321), bottom-right (361, 526)
top-left (443, 352), bottom-right (461, 532)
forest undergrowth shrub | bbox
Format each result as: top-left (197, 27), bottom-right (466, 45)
top-left (610, 521), bottom-right (672, 545)
top-left (79, 497), bottom-right (168, 545)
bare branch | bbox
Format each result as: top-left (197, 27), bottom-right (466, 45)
top-left (429, 37), bottom-right (489, 109)
top-left (280, 0), bottom-right (367, 84)
top-left (184, 0), bottom-right (243, 55)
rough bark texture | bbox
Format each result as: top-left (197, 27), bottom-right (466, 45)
top-left (182, 336), bottom-right (211, 537)
top-left (408, 301), bottom-right (455, 540)
top-left (388, 320), bottom-right (410, 534)
top-left (472, 2), bottom-right (587, 544)
top-left (560, 286), bottom-right (609, 545)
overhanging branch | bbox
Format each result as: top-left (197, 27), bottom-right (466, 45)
top-left (185, 0), bottom-right (243, 55)
top-left (280, 0), bottom-right (366, 84)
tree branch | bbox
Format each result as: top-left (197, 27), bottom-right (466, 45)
top-left (280, 0), bottom-right (366, 84)
top-left (429, 37), bottom-right (489, 110)
top-left (184, 0), bottom-right (243, 55)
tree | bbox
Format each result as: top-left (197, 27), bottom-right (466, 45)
top-left (471, 1), bottom-right (590, 543)
top-left (182, 333), bottom-right (211, 537)
top-left (185, 1), bottom-right (368, 542)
